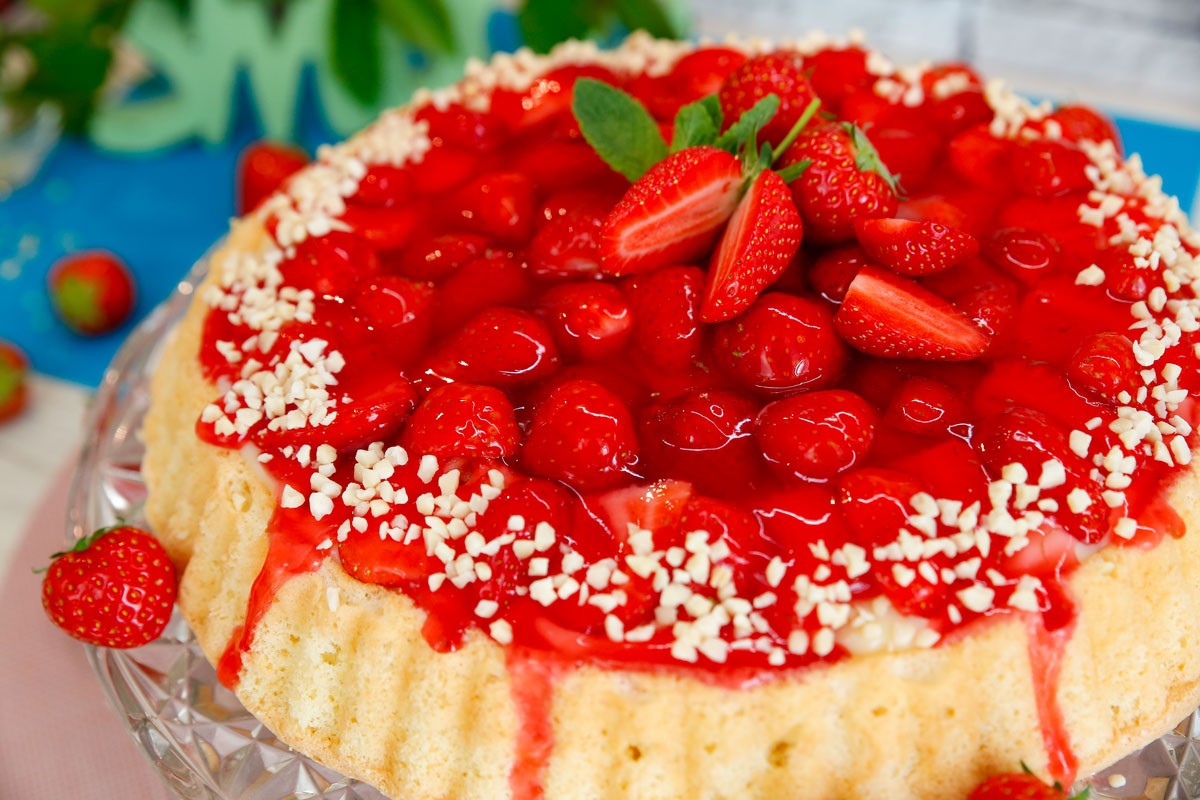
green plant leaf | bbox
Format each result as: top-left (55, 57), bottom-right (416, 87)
top-left (670, 99), bottom-right (718, 152)
top-left (776, 159), bottom-right (811, 184)
top-left (378, 0), bottom-right (456, 54)
top-left (330, 0), bottom-right (382, 106)
top-left (518, 0), bottom-right (596, 54)
top-left (572, 77), bottom-right (667, 181)
top-left (611, 0), bottom-right (680, 39)
top-left (714, 94), bottom-right (779, 153)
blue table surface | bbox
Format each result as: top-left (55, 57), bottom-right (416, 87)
top-left (3, 100), bottom-right (1199, 389)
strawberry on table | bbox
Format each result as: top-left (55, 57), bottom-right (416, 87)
top-left (237, 140), bottom-right (309, 215)
top-left (853, 217), bottom-right (980, 277)
top-left (0, 340), bottom-right (27, 424)
top-left (48, 250), bottom-right (136, 336)
top-left (834, 265), bottom-right (989, 360)
top-left (41, 525), bottom-right (177, 649)
top-left (782, 121), bottom-right (900, 243)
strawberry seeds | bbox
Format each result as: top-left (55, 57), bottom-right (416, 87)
top-left (193, 37), bottom-right (1200, 677)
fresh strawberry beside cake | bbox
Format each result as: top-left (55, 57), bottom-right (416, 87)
top-left (141, 32), bottom-right (1200, 800)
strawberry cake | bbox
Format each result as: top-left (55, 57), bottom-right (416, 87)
top-left (142, 32), bottom-right (1200, 800)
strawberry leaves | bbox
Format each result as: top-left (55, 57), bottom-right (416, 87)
top-left (670, 95), bottom-right (722, 152)
top-left (573, 78), bottom-right (668, 181)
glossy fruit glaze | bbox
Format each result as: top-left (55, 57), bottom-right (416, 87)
top-left (192, 39), bottom-right (1200, 734)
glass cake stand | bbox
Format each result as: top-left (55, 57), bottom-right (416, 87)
top-left (67, 251), bottom-right (1200, 800)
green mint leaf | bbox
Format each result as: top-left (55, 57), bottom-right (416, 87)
top-left (518, 0), bottom-right (595, 53)
top-left (776, 159), bottom-right (811, 184)
top-left (714, 94), bottom-right (779, 153)
top-left (697, 94), bottom-right (723, 129)
top-left (330, 0), bottom-right (382, 106)
top-left (845, 122), bottom-right (900, 193)
top-left (378, 0), bottom-right (456, 54)
top-left (670, 100), bottom-right (718, 152)
top-left (573, 78), bottom-right (667, 181)
top-left (611, 0), bottom-right (681, 39)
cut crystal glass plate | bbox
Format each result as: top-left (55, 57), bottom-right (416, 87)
top-left (66, 248), bottom-right (1200, 800)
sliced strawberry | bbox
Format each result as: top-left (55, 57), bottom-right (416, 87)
top-left (523, 379), bottom-right (639, 491)
top-left (0, 340), bottom-right (27, 424)
top-left (600, 146), bottom-right (742, 275)
top-left (449, 172), bottom-right (537, 242)
top-left (624, 265), bottom-right (705, 371)
top-left (808, 244), bottom-right (871, 304)
top-left (853, 218), bottom-right (979, 277)
top-left (701, 169), bottom-right (803, 322)
top-left (638, 388), bottom-right (761, 496)
top-left (538, 282), bottom-right (633, 361)
top-left (403, 382), bottom-right (520, 459)
top-left (425, 306), bottom-right (559, 387)
top-left (717, 51), bottom-right (817, 145)
top-left (835, 266), bottom-right (989, 360)
top-left (598, 479), bottom-right (693, 546)
top-left (883, 376), bottom-right (970, 436)
top-left (756, 389), bottom-right (878, 481)
top-left (1066, 332), bottom-right (1140, 405)
top-left (47, 251), bottom-right (136, 336)
top-left (783, 121), bottom-right (899, 244)
top-left (236, 140), bottom-right (308, 214)
top-left (714, 292), bottom-right (848, 393)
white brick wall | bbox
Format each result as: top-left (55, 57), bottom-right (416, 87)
top-left (690, 0), bottom-right (1200, 125)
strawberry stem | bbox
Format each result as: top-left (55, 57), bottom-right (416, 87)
top-left (771, 97), bottom-right (822, 163)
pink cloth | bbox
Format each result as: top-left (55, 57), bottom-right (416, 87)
top-left (0, 462), bottom-right (172, 800)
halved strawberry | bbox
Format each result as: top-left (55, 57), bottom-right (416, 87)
top-left (600, 146), bottom-right (742, 275)
top-left (0, 340), bottom-right (27, 424)
top-left (523, 379), bottom-right (639, 491)
top-left (700, 169), bottom-right (803, 322)
top-left (834, 266), bottom-right (989, 360)
top-left (236, 140), bottom-right (308, 214)
top-left (598, 479), bottom-right (694, 545)
top-left (853, 218), bottom-right (979, 277)
top-left (425, 306), bottom-right (560, 387)
top-left (403, 382), bottom-right (520, 460)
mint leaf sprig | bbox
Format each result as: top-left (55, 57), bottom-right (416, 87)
top-left (572, 77), bottom-right (821, 186)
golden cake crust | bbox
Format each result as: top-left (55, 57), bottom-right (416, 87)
top-left (144, 218), bottom-right (1200, 800)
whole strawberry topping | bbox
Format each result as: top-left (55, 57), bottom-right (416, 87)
top-left (523, 379), bottom-right (639, 491)
top-left (624, 265), bottom-right (705, 370)
top-left (853, 217), bottom-right (980, 277)
top-left (756, 389), bottom-right (878, 482)
top-left (539, 282), bottom-right (634, 361)
top-left (718, 52), bottom-right (817, 146)
top-left (0, 340), bottom-right (27, 424)
top-left (48, 250), bottom-right (137, 336)
top-left (404, 383), bottom-right (520, 460)
top-left (42, 526), bottom-right (177, 649)
top-left (967, 770), bottom-right (1071, 800)
top-left (714, 292), bottom-right (848, 393)
top-left (808, 243), bottom-right (872, 303)
top-left (600, 146), bottom-right (742, 275)
top-left (237, 140), bottom-right (309, 214)
top-left (1066, 332), bottom-right (1140, 405)
top-left (450, 172), bottom-right (537, 242)
top-left (783, 121), bottom-right (900, 243)
top-left (638, 388), bottom-right (761, 495)
top-left (983, 228), bottom-right (1060, 285)
top-left (426, 306), bottom-right (560, 387)
top-left (701, 168), bottom-right (803, 322)
top-left (835, 266), bottom-right (990, 360)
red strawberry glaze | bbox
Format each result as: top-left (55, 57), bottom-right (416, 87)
top-left (190, 42), bottom-right (1200, 785)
